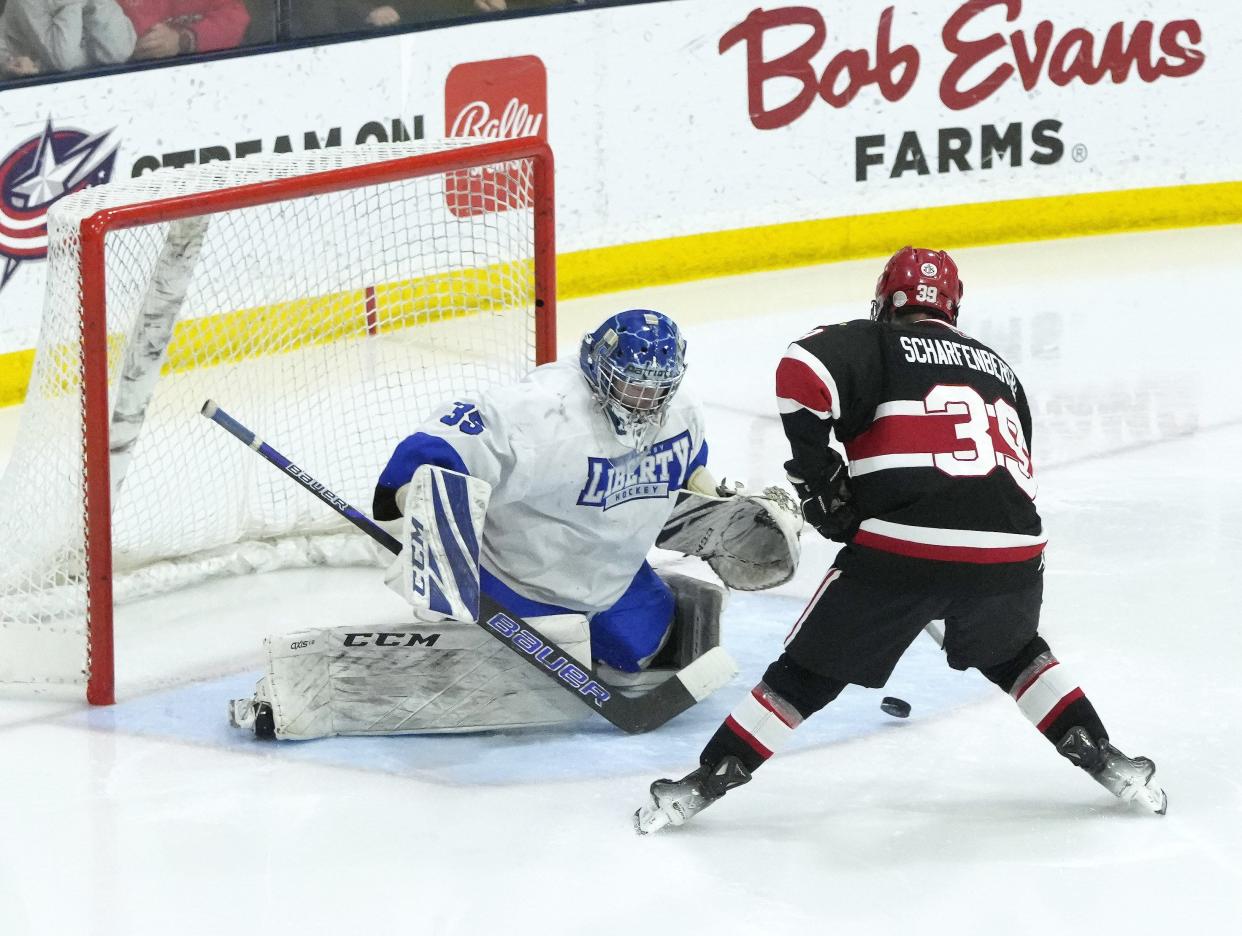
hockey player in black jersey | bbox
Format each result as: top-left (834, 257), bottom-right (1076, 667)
top-left (634, 246), bottom-right (1167, 834)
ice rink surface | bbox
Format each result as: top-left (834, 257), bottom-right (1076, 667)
top-left (3, 228), bottom-right (1242, 935)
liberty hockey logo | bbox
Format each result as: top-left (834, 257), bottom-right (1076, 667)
top-left (443, 55), bottom-right (547, 218)
top-left (0, 120), bottom-right (118, 289)
top-left (577, 431), bottom-right (694, 511)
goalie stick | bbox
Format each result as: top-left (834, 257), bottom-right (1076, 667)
top-left (200, 399), bottom-right (736, 734)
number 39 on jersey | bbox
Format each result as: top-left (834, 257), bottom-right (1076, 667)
top-left (847, 382), bottom-right (1036, 500)
top-left (923, 384), bottom-right (1035, 498)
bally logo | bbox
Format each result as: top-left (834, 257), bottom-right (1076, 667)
top-left (443, 55), bottom-right (548, 218)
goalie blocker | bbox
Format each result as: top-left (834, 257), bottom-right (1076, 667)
top-left (382, 464), bottom-right (490, 624)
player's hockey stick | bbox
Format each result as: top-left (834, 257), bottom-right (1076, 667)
top-left (200, 400), bottom-right (737, 734)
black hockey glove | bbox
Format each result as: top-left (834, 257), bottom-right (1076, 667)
top-left (785, 453), bottom-right (859, 543)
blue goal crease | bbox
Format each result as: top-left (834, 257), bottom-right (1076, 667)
top-left (71, 593), bottom-right (991, 786)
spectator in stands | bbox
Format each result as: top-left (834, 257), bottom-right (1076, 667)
top-left (289, 2), bottom-right (521, 40)
top-left (0, 0), bottom-right (136, 77)
top-left (346, 2), bottom-right (510, 33)
top-left (119, 0), bottom-right (249, 59)
top-left (240, 0), bottom-right (275, 47)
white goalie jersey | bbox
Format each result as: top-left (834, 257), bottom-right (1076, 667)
top-left (374, 358), bottom-right (710, 614)
top-left (233, 351), bottom-right (799, 740)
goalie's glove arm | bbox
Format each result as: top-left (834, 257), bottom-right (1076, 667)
top-left (781, 410), bottom-right (859, 543)
top-left (374, 432), bottom-right (471, 521)
top-left (685, 465), bottom-right (723, 498)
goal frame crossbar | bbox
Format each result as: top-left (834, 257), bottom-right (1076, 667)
top-left (73, 137), bottom-right (556, 704)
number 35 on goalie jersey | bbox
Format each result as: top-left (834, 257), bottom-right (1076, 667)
top-left (777, 318), bottom-right (1043, 565)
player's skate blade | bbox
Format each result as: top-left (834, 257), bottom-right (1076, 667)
top-left (1058, 727), bottom-right (1167, 815)
top-left (227, 698), bottom-right (275, 739)
top-left (634, 756), bottom-right (751, 834)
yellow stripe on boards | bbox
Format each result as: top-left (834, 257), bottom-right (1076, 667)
top-left (1, 179), bottom-right (1240, 408)
top-left (0, 263), bottom-right (530, 407)
top-left (166, 263), bottom-right (532, 374)
top-left (0, 349), bottom-right (35, 408)
top-left (557, 180), bottom-right (1242, 298)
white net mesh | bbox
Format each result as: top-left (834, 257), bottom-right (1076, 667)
top-left (0, 139), bottom-right (544, 691)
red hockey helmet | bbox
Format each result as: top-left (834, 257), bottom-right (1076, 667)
top-left (871, 246), bottom-right (964, 325)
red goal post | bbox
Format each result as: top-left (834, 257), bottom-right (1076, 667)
top-left (0, 137), bottom-right (555, 705)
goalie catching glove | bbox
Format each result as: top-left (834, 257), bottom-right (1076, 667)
top-left (785, 450), bottom-right (858, 542)
top-left (656, 471), bottom-right (803, 590)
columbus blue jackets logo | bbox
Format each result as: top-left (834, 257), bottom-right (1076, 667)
top-left (577, 431), bottom-right (695, 510)
top-left (0, 120), bottom-right (118, 289)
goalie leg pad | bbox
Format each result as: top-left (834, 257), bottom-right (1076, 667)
top-left (658, 572), bottom-right (726, 669)
top-left (656, 486), bottom-right (802, 590)
top-left (383, 465), bottom-right (490, 623)
top-left (253, 614), bottom-right (592, 739)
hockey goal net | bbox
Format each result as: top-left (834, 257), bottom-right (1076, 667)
top-left (0, 137), bottom-right (555, 704)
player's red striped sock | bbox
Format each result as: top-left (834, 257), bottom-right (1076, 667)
top-left (1010, 649), bottom-right (1106, 743)
top-left (700, 681), bottom-right (804, 773)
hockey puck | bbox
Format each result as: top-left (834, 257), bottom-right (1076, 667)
top-left (880, 696), bottom-right (911, 718)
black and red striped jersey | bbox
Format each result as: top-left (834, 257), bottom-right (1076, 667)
top-left (776, 316), bottom-right (1044, 592)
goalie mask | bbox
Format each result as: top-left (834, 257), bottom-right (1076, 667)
top-left (579, 309), bottom-right (687, 449)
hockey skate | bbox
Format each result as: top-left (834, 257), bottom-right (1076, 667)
top-left (227, 697), bottom-right (275, 739)
top-left (633, 755), bottom-right (752, 834)
top-left (1058, 727), bottom-right (1167, 815)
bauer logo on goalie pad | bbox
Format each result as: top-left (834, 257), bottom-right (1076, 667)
top-left (486, 612), bottom-right (611, 706)
top-left (577, 431), bottom-right (694, 511)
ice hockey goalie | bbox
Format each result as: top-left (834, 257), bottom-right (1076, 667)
top-left (228, 309), bottom-right (801, 740)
